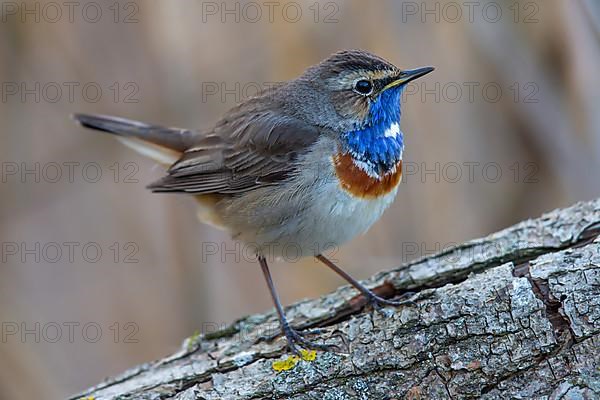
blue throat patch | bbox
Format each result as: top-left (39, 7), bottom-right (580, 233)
top-left (342, 87), bottom-right (404, 175)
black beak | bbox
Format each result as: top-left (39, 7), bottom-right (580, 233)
top-left (384, 66), bottom-right (435, 90)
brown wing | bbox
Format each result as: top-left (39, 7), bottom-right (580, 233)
top-left (147, 108), bottom-right (321, 194)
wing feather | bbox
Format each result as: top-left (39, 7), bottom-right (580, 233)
top-left (148, 105), bottom-right (321, 194)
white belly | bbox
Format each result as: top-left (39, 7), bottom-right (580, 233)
top-left (216, 170), bottom-right (399, 259)
top-left (284, 179), bottom-right (398, 256)
top-left (226, 185), bottom-right (398, 258)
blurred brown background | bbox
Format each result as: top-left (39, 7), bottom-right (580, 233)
top-left (1, 0), bottom-right (599, 398)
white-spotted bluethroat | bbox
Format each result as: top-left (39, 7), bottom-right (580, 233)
top-left (73, 49), bottom-right (434, 353)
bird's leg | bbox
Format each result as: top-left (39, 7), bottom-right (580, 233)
top-left (258, 255), bottom-right (334, 354)
top-left (315, 254), bottom-right (416, 311)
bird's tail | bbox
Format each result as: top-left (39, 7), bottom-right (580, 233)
top-left (72, 113), bottom-right (196, 166)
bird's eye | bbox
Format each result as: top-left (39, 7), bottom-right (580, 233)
top-left (354, 79), bottom-right (373, 95)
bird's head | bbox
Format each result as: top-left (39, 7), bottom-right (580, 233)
top-left (311, 50), bottom-right (433, 130)
top-left (295, 50), bottom-right (434, 176)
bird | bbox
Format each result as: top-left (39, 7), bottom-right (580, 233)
top-left (73, 49), bottom-right (434, 354)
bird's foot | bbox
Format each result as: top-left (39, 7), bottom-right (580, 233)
top-left (281, 324), bottom-right (339, 355)
top-left (363, 291), bottom-right (418, 315)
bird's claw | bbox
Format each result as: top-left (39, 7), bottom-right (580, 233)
top-left (364, 291), bottom-right (418, 315)
top-left (281, 324), bottom-right (339, 355)
top-left (294, 327), bottom-right (326, 337)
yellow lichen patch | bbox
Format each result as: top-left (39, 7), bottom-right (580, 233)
top-left (272, 355), bottom-right (300, 371)
top-left (272, 350), bottom-right (317, 372)
top-left (299, 349), bottom-right (317, 361)
top-left (186, 330), bottom-right (201, 351)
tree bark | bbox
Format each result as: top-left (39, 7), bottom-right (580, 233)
top-left (73, 199), bottom-right (600, 400)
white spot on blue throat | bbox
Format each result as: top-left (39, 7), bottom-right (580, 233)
top-left (342, 87), bottom-right (404, 175)
top-left (383, 122), bottom-right (400, 138)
